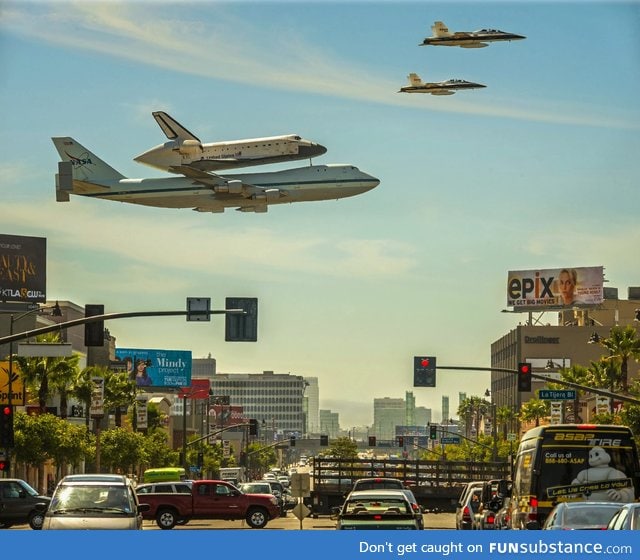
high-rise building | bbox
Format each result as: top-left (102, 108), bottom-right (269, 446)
top-left (319, 409), bottom-right (340, 438)
top-left (441, 395), bottom-right (450, 424)
top-left (211, 370), bottom-right (306, 435)
top-left (373, 397), bottom-right (405, 440)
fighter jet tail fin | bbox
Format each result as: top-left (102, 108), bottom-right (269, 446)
top-left (408, 73), bottom-right (423, 87)
top-left (431, 21), bottom-right (451, 37)
top-left (152, 111), bottom-right (201, 143)
top-left (52, 137), bottom-right (125, 188)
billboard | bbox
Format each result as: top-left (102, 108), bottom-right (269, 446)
top-left (0, 234), bottom-right (46, 302)
top-left (507, 266), bottom-right (604, 310)
top-left (115, 348), bottom-right (192, 388)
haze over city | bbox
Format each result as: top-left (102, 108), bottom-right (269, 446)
top-left (1, 1), bottom-right (639, 426)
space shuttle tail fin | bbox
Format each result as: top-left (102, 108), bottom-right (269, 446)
top-left (152, 111), bottom-right (201, 143)
top-left (432, 21), bottom-right (450, 37)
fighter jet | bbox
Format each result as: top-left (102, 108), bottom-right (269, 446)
top-left (398, 73), bottom-right (486, 96)
top-left (134, 111), bottom-right (327, 173)
top-left (421, 21), bottom-right (526, 48)
top-left (52, 137), bottom-right (378, 214)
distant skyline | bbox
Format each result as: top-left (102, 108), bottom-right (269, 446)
top-left (2, 2), bottom-right (639, 426)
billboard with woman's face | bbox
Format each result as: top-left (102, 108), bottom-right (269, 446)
top-left (115, 348), bottom-right (192, 388)
top-left (507, 266), bottom-right (604, 310)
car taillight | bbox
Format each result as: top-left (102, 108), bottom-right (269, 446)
top-left (411, 503), bottom-right (420, 512)
top-left (528, 497), bottom-right (538, 521)
top-left (487, 514), bottom-right (495, 524)
top-left (463, 506), bottom-right (471, 522)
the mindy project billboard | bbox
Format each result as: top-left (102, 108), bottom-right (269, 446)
top-left (115, 348), bottom-right (192, 388)
top-left (507, 266), bottom-right (604, 310)
top-left (0, 234), bottom-right (47, 302)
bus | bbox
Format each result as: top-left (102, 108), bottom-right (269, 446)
top-left (509, 424), bottom-right (640, 529)
top-left (142, 467), bottom-right (187, 484)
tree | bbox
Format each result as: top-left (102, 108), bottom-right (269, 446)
top-left (496, 406), bottom-right (517, 438)
top-left (599, 325), bottom-right (640, 393)
top-left (99, 427), bottom-right (147, 474)
top-left (324, 436), bottom-right (358, 459)
top-left (14, 333), bottom-right (80, 414)
top-left (519, 399), bottom-right (548, 428)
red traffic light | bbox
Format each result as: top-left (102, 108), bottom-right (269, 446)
top-left (0, 460), bottom-right (8, 471)
top-left (421, 358), bottom-right (429, 367)
top-left (519, 364), bottom-right (530, 374)
top-left (2, 406), bottom-right (11, 416)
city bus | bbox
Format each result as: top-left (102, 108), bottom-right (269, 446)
top-left (142, 467), bottom-right (187, 484)
top-left (509, 424), bottom-right (640, 529)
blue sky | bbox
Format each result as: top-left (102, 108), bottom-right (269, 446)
top-left (1, 1), bottom-right (639, 427)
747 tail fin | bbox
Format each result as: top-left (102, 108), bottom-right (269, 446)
top-left (52, 137), bottom-right (125, 184)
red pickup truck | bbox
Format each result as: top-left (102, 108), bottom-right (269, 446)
top-left (139, 479), bottom-right (280, 529)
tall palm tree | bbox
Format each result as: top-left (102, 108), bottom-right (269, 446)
top-left (600, 325), bottom-right (640, 393)
top-left (520, 399), bottom-right (548, 428)
top-left (496, 405), bottom-right (516, 438)
top-left (14, 333), bottom-right (79, 413)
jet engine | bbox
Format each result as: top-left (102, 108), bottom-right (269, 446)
top-left (174, 139), bottom-right (203, 156)
top-left (214, 180), bottom-right (243, 194)
top-left (252, 189), bottom-right (281, 203)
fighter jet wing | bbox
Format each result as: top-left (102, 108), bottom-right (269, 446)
top-left (168, 165), bottom-right (290, 200)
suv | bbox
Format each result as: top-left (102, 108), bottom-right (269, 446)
top-left (240, 481), bottom-right (287, 516)
top-left (42, 474), bottom-right (148, 530)
top-left (0, 478), bottom-right (51, 529)
top-left (455, 481), bottom-right (484, 530)
top-left (350, 477), bottom-right (405, 493)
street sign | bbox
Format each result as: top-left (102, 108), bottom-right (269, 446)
top-left (539, 389), bottom-right (576, 400)
top-left (440, 436), bottom-right (460, 444)
top-left (292, 502), bottom-right (310, 521)
top-left (506, 432), bottom-right (517, 442)
top-left (290, 473), bottom-right (311, 497)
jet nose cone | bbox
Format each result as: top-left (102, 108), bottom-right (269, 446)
top-left (300, 142), bottom-right (327, 159)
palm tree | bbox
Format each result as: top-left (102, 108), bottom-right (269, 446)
top-left (558, 365), bottom-right (590, 423)
top-left (600, 325), bottom-right (640, 393)
top-left (496, 405), bottom-right (516, 438)
top-left (14, 333), bottom-right (79, 414)
top-left (520, 399), bottom-right (548, 428)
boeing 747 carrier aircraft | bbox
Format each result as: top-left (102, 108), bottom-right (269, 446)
top-left (52, 137), bottom-right (378, 214)
top-left (134, 111), bottom-right (327, 173)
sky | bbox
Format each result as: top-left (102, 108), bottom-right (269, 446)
top-left (1, 1), bottom-right (639, 428)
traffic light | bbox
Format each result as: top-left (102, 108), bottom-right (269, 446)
top-left (429, 424), bottom-right (438, 440)
top-left (397, 436), bottom-right (404, 447)
top-left (225, 297), bottom-right (258, 342)
top-left (0, 405), bottom-right (14, 447)
top-left (414, 356), bottom-right (436, 387)
top-left (320, 434), bottom-right (329, 446)
top-left (368, 436), bottom-right (376, 447)
top-left (249, 419), bottom-right (258, 436)
top-left (0, 459), bottom-right (9, 472)
top-left (518, 362), bottom-right (532, 392)
top-left (84, 304), bottom-right (105, 347)
top-left (290, 436), bottom-right (296, 447)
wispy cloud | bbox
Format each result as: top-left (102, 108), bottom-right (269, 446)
top-left (2, 2), bottom-right (638, 130)
top-left (3, 199), bottom-right (416, 280)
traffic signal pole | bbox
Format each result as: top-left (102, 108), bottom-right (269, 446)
top-left (436, 366), bottom-right (640, 406)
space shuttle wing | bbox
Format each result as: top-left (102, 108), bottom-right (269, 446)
top-left (169, 165), bottom-right (289, 199)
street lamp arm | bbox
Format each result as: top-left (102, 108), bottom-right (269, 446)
top-left (186, 423), bottom-right (250, 447)
top-left (0, 309), bottom-right (244, 346)
top-left (437, 366), bottom-right (640, 406)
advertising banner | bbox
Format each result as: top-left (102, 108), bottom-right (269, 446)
top-left (115, 348), bottom-right (192, 388)
top-left (0, 234), bottom-right (47, 303)
top-left (507, 266), bottom-right (604, 310)
top-left (0, 361), bottom-right (25, 405)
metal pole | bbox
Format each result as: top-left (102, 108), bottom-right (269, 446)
top-left (182, 395), bottom-right (188, 471)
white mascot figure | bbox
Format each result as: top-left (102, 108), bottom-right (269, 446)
top-left (571, 446), bottom-right (635, 502)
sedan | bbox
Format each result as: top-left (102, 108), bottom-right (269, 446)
top-left (539, 502), bottom-right (622, 530)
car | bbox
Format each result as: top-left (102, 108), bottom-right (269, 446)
top-left (400, 487), bottom-right (424, 530)
top-left (606, 503), bottom-right (640, 530)
top-left (350, 477), bottom-right (405, 493)
top-left (455, 481), bottom-right (483, 530)
top-left (240, 481), bottom-right (287, 516)
top-left (0, 478), bottom-right (51, 530)
top-left (534, 501), bottom-right (622, 530)
top-left (333, 489), bottom-right (420, 530)
top-left (473, 479), bottom-right (509, 530)
top-left (42, 474), bottom-right (148, 530)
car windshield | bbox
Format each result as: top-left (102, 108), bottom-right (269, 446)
top-left (50, 484), bottom-right (132, 513)
top-left (18, 480), bottom-right (40, 497)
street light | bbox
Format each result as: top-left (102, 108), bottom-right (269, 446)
top-left (2, 301), bottom-right (62, 476)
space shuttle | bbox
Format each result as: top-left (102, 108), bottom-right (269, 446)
top-left (134, 111), bottom-right (327, 173)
